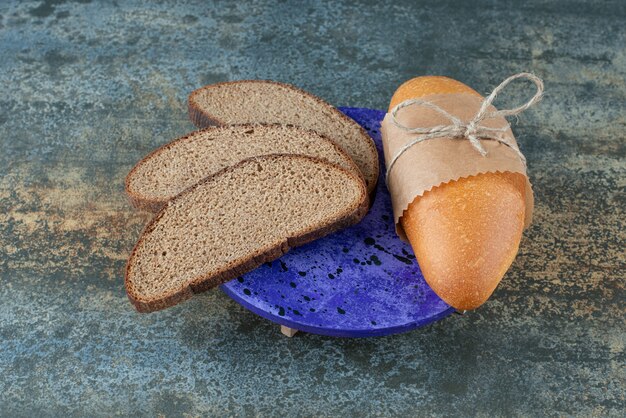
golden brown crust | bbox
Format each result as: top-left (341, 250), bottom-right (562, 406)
top-left (124, 123), bottom-right (364, 213)
top-left (392, 76), bottom-right (527, 311)
top-left (187, 79), bottom-right (379, 196)
top-left (125, 154), bottom-right (368, 313)
top-left (402, 172), bottom-right (526, 311)
top-left (389, 76), bottom-right (526, 310)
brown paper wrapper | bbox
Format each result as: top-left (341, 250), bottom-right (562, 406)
top-left (381, 93), bottom-right (534, 241)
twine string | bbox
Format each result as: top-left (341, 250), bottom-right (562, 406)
top-left (385, 72), bottom-right (544, 185)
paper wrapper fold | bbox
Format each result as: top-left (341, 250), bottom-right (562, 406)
top-left (381, 93), bottom-right (534, 241)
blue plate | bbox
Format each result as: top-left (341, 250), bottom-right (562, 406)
top-left (221, 107), bottom-right (454, 337)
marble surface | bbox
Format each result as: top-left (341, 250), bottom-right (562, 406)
top-left (0, 0), bottom-right (624, 416)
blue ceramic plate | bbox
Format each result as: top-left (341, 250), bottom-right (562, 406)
top-left (221, 107), bottom-right (454, 337)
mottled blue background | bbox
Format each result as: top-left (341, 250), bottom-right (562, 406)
top-left (0, 0), bottom-right (624, 416)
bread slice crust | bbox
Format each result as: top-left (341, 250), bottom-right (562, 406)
top-left (125, 154), bottom-right (368, 313)
top-left (188, 79), bottom-right (379, 195)
top-left (125, 123), bottom-right (363, 212)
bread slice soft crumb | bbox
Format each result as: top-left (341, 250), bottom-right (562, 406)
top-left (188, 80), bottom-right (379, 195)
top-left (125, 154), bottom-right (368, 313)
top-left (125, 124), bottom-right (363, 212)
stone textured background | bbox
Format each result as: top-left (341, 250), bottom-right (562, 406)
top-left (0, 0), bottom-right (624, 416)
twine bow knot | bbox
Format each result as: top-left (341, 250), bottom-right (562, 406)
top-left (386, 72), bottom-right (544, 184)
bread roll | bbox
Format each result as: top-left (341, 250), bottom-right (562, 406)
top-left (390, 76), bottom-right (527, 310)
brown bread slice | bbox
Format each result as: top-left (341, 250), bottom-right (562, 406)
top-left (125, 124), bottom-right (362, 212)
top-left (188, 80), bottom-right (379, 195)
top-left (125, 154), bottom-right (368, 313)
